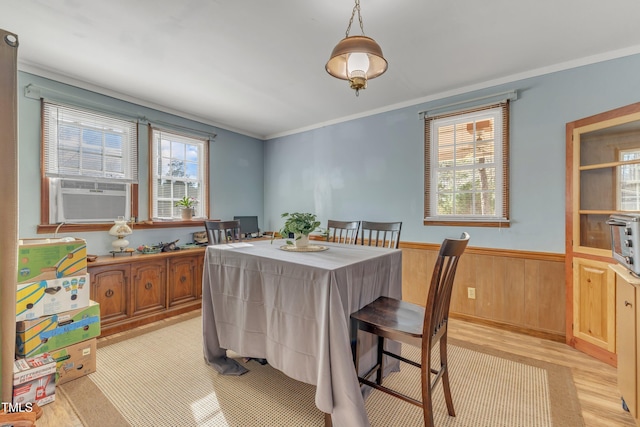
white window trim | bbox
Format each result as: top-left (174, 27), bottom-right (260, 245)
top-left (150, 128), bottom-right (208, 220)
top-left (425, 103), bottom-right (509, 225)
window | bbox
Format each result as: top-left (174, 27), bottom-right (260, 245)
top-left (424, 102), bottom-right (509, 226)
top-left (150, 128), bottom-right (208, 220)
top-left (42, 102), bottom-right (138, 224)
top-left (618, 148), bottom-right (640, 211)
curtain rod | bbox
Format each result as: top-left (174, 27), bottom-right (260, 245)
top-left (139, 118), bottom-right (217, 141)
top-left (25, 84), bottom-right (217, 140)
top-left (24, 83), bottom-right (142, 122)
top-left (419, 90), bottom-right (518, 119)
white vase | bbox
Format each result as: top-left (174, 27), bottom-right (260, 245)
top-left (294, 233), bottom-right (310, 248)
top-left (181, 208), bottom-right (194, 220)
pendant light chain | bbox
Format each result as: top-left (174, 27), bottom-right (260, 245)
top-left (345, 0), bottom-right (366, 38)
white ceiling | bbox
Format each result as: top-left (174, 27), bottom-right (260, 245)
top-left (3, 0), bottom-right (640, 140)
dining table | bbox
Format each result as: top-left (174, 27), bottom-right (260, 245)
top-left (201, 239), bottom-right (402, 427)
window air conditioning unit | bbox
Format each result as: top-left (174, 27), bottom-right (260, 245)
top-left (51, 179), bottom-right (130, 223)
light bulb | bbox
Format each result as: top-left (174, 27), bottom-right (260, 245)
top-left (347, 52), bottom-right (370, 77)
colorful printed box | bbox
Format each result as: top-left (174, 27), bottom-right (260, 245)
top-left (48, 338), bottom-right (97, 385)
top-left (16, 274), bottom-right (90, 321)
top-left (13, 354), bottom-right (56, 407)
top-left (17, 238), bottom-right (87, 285)
top-left (16, 301), bottom-right (101, 358)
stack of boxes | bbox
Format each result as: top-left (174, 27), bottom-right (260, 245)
top-left (13, 238), bottom-right (101, 408)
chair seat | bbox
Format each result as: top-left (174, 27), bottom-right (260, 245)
top-left (351, 296), bottom-right (425, 340)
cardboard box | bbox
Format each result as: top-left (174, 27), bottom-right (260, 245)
top-left (16, 301), bottom-right (101, 358)
top-left (16, 274), bottom-right (90, 321)
top-left (13, 354), bottom-right (56, 407)
top-left (48, 338), bottom-right (97, 385)
top-left (17, 238), bottom-right (87, 285)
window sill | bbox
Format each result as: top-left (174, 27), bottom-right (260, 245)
top-left (423, 219), bottom-right (510, 228)
top-left (37, 219), bottom-right (215, 234)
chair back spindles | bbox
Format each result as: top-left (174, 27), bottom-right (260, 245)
top-left (204, 220), bottom-right (242, 245)
top-left (326, 220), bottom-right (360, 244)
top-left (359, 221), bottom-right (402, 249)
top-left (422, 233), bottom-right (469, 350)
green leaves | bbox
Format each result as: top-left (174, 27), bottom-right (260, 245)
top-left (174, 196), bottom-right (197, 208)
top-left (279, 212), bottom-right (321, 237)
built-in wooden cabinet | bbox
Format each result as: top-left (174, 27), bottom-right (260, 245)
top-left (88, 248), bottom-right (204, 337)
top-left (566, 102), bottom-right (640, 365)
top-left (613, 264), bottom-right (640, 426)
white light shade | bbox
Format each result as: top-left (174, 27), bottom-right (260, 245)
top-left (325, 36), bottom-right (387, 81)
top-left (109, 216), bottom-right (132, 252)
top-left (347, 52), bottom-right (370, 76)
top-left (109, 219), bottom-right (132, 237)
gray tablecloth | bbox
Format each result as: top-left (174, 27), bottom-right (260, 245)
top-left (201, 239), bottom-right (402, 427)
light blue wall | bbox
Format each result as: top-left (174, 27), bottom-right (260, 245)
top-left (264, 54), bottom-right (640, 253)
top-left (19, 53), bottom-right (640, 255)
top-left (17, 72), bottom-right (264, 255)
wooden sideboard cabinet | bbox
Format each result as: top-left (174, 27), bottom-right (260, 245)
top-left (612, 263), bottom-right (640, 425)
top-left (88, 248), bottom-right (204, 337)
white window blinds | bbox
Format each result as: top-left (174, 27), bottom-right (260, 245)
top-left (43, 102), bottom-right (138, 183)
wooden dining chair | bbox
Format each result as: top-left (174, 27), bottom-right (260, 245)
top-left (326, 220), bottom-right (360, 244)
top-left (359, 221), bottom-right (402, 249)
top-left (204, 220), bottom-right (242, 245)
top-left (351, 232), bottom-right (470, 427)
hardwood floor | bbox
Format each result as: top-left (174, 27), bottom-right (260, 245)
top-left (447, 319), bottom-right (635, 427)
top-left (34, 316), bottom-right (636, 426)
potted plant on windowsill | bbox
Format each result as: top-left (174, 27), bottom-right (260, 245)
top-left (274, 212), bottom-right (321, 248)
top-left (175, 196), bottom-right (198, 220)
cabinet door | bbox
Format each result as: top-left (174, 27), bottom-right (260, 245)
top-left (131, 260), bottom-right (166, 316)
top-left (573, 258), bottom-right (616, 352)
top-left (168, 256), bottom-right (197, 306)
top-left (90, 265), bottom-right (130, 324)
top-left (616, 274), bottom-right (637, 418)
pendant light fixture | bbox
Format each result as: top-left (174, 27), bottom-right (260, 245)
top-left (325, 0), bottom-right (387, 96)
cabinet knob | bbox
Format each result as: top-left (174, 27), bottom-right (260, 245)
top-left (145, 282), bottom-right (153, 290)
top-left (105, 289), bottom-right (114, 298)
top-left (180, 276), bottom-right (187, 283)
top-left (626, 300), bottom-right (633, 308)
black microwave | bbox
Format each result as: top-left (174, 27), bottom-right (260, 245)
top-left (607, 213), bottom-right (640, 276)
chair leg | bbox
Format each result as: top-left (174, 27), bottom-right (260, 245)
top-left (421, 345), bottom-right (435, 427)
top-left (352, 328), bottom-right (361, 376)
top-left (440, 334), bottom-right (456, 417)
top-left (376, 336), bottom-right (384, 385)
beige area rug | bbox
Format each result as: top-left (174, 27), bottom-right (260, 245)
top-left (59, 314), bottom-right (584, 427)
